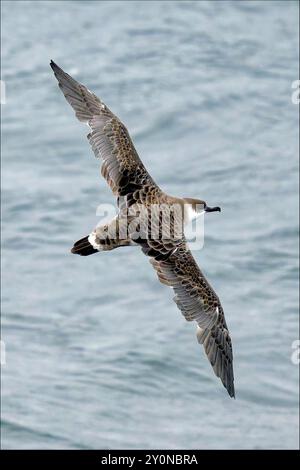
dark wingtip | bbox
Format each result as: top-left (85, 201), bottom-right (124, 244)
top-left (50, 60), bottom-right (59, 72)
top-left (227, 383), bottom-right (235, 399)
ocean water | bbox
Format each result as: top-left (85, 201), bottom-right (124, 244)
top-left (1, 0), bottom-right (299, 450)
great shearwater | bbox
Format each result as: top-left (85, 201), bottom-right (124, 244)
top-left (50, 61), bottom-right (235, 398)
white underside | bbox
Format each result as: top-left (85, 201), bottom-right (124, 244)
top-left (88, 231), bottom-right (102, 250)
top-left (184, 205), bottom-right (205, 225)
top-left (88, 205), bottom-right (204, 250)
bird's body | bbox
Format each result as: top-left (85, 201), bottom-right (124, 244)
top-left (50, 61), bottom-right (235, 398)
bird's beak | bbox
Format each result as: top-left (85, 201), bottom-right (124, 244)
top-left (205, 206), bottom-right (221, 213)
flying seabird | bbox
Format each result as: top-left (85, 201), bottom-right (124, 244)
top-left (50, 61), bottom-right (235, 398)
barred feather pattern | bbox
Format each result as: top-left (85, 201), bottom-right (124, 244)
top-left (149, 243), bottom-right (235, 398)
top-left (50, 61), bottom-right (159, 198)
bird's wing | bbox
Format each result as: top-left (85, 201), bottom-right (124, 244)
top-left (148, 242), bottom-right (235, 398)
top-left (50, 61), bottom-right (160, 197)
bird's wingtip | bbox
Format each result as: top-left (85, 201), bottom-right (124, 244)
top-left (50, 60), bottom-right (58, 71)
top-left (229, 384), bottom-right (235, 399)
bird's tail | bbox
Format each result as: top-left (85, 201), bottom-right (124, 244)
top-left (71, 231), bottom-right (133, 256)
top-left (71, 236), bottom-right (98, 256)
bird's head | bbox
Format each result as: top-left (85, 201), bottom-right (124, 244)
top-left (183, 198), bottom-right (221, 222)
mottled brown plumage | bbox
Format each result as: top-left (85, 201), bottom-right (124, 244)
top-left (50, 60), bottom-right (235, 398)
